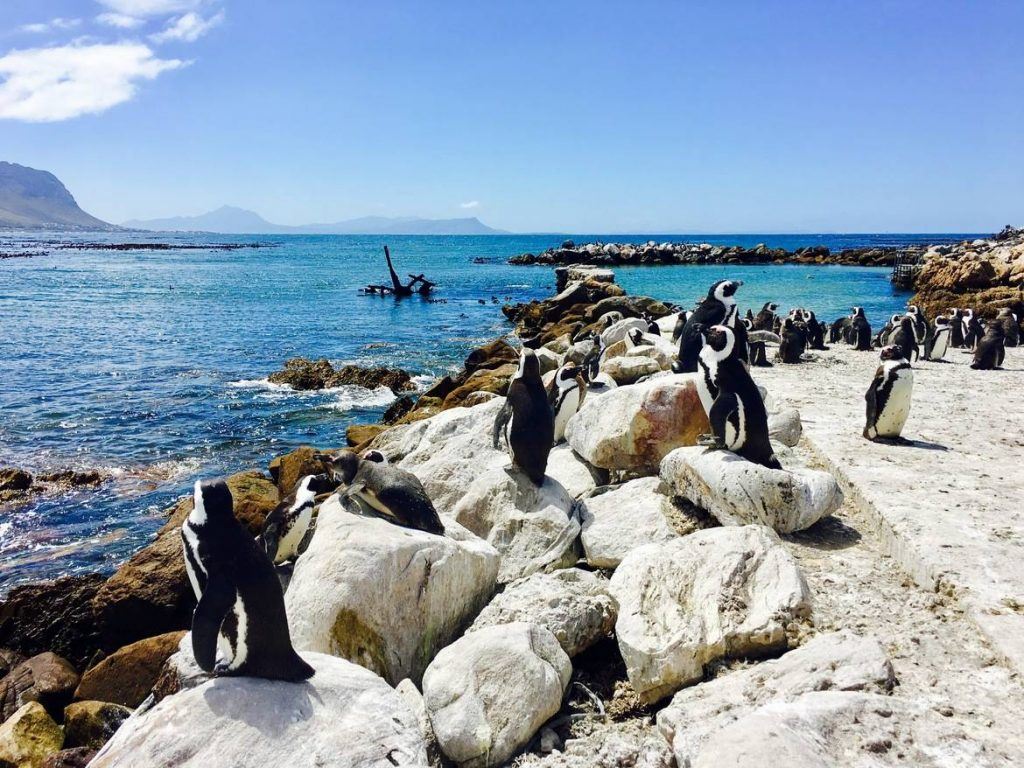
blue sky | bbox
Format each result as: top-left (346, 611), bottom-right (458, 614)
top-left (1, 1), bottom-right (1022, 233)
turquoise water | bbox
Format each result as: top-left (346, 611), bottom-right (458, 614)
top-left (0, 231), bottom-right (975, 590)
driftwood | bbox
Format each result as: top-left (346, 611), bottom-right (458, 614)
top-left (362, 246), bottom-right (436, 296)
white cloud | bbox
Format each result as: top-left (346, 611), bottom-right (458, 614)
top-left (460, 201), bottom-right (480, 209)
top-left (0, 42), bottom-right (187, 123)
top-left (20, 18), bottom-right (82, 34)
top-left (96, 13), bottom-right (146, 29)
top-left (150, 10), bottom-right (224, 43)
top-left (96, 0), bottom-right (204, 17)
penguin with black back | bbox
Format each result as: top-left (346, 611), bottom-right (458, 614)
top-left (259, 473), bottom-right (337, 565)
top-left (849, 307), bottom-right (873, 350)
top-left (996, 307), bottom-right (1020, 347)
top-left (804, 310), bottom-right (828, 350)
top-left (891, 317), bottom-right (920, 362)
top-left (963, 309), bottom-right (984, 350)
top-left (778, 317), bottom-right (805, 363)
top-left (493, 349), bottom-right (555, 484)
top-left (753, 302), bottom-right (779, 332)
top-left (971, 322), bottom-right (1006, 370)
top-left (948, 308), bottom-right (965, 348)
top-left (673, 279), bottom-right (743, 373)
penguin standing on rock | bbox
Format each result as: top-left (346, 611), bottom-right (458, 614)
top-left (891, 317), bottom-right (920, 362)
top-left (864, 345), bottom-right (914, 443)
top-left (493, 349), bottom-right (555, 484)
top-left (548, 362), bottom-right (586, 444)
top-left (971, 323), bottom-right (1006, 370)
top-left (695, 324), bottom-right (781, 469)
top-left (849, 307), bottom-right (873, 350)
top-left (259, 473), bottom-right (337, 565)
top-left (181, 479), bottom-right (315, 681)
top-left (674, 279), bottom-right (743, 373)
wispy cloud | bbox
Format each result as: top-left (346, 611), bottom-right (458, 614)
top-left (460, 201), bottom-right (480, 209)
top-left (20, 18), bottom-right (82, 34)
top-left (96, 13), bottom-right (146, 29)
top-left (96, 0), bottom-right (204, 17)
top-left (150, 10), bottom-right (224, 43)
top-left (0, 42), bottom-right (187, 123)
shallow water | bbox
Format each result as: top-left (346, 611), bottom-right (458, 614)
top-left (0, 231), bottom-right (975, 590)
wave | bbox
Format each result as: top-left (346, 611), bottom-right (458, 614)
top-left (322, 385), bottom-right (397, 412)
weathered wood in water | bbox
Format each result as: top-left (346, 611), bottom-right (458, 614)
top-left (384, 245), bottom-right (413, 296)
top-left (363, 246), bottom-right (438, 296)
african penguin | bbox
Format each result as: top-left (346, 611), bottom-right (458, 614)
top-left (548, 362), bottom-right (586, 444)
top-left (829, 315), bottom-right (851, 344)
top-left (778, 317), bottom-right (805, 364)
top-left (849, 307), bottom-right (873, 351)
top-left (863, 345), bottom-right (914, 442)
top-left (924, 315), bottom-right (951, 361)
top-left (906, 305), bottom-right (928, 344)
top-left (643, 313), bottom-right (662, 336)
top-left (362, 449), bottom-right (388, 463)
top-left (971, 323), bottom-right (1006, 370)
top-left (181, 479), bottom-right (314, 681)
top-left (996, 307), bottom-right (1020, 347)
top-left (891, 317), bottom-right (920, 362)
top-left (962, 309), bottom-right (984, 350)
top-left (259, 473), bottom-right (337, 565)
top-left (753, 302), bottom-right (779, 332)
top-left (804, 310), bottom-right (828, 350)
top-left (319, 450), bottom-right (445, 534)
top-left (674, 279), bottom-right (743, 373)
top-left (948, 308), bottom-right (965, 348)
top-left (493, 349), bottom-right (555, 485)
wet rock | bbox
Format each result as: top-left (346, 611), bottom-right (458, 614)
top-left (579, 478), bottom-right (683, 569)
top-left (0, 574), bottom-right (104, 671)
top-left (268, 357), bottom-right (414, 392)
top-left (661, 447), bottom-right (843, 534)
top-left (62, 701), bottom-right (131, 749)
top-left (74, 631), bottom-right (185, 708)
top-left (40, 747), bottom-right (97, 768)
top-left (286, 496), bottom-right (499, 686)
top-left (89, 653), bottom-right (428, 768)
top-left (34, 470), bottom-right (105, 489)
top-left (422, 622), bottom-right (571, 768)
top-left (0, 652), bottom-right (80, 723)
top-left (0, 701), bottom-right (64, 768)
top-left (609, 526), bottom-right (812, 703)
top-left (345, 423), bottom-right (384, 447)
top-left (0, 651), bottom-right (24, 680)
top-left (382, 394), bottom-right (417, 425)
top-left (0, 468), bottom-right (32, 492)
top-left (469, 569), bottom-right (616, 657)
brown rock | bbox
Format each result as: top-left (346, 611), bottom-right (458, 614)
top-left (441, 363), bottom-right (516, 409)
top-left (0, 575), bottom-right (104, 671)
top-left (267, 358), bottom-right (413, 392)
top-left (62, 701), bottom-right (131, 749)
top-left (0, 701), bottom-right (64, 768)
top-left (464, 339), bottom-right (518, 373)
top-left (0, 653), bottom-right (80, 723)
top-left (381, 395), bottom-right (416, 425)
top-left (34, 471), bottom-right (104, 489)
top-left (40, 747), bottom-right (97, 768)
top-left (268, 447), bottom-right (330, 496)
top-left (0, 469), bottom-right (32, 492)
top-left (345, 424), bottom-right (384, 448)
top-left (74, 631), bottom-right (185, 709)
top-left (0, 651), bottom-right (24, 680)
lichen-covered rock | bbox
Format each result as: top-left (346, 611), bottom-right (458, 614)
top-left (0, 702), bottom-right (64, 768)
top-left (74, 631), bottom-right (185, 708)
top-left (1, 652), bottom-right (80, 723)
top-left (579, 478), bottom-right (684, 569)
top-left (268, 445), bottom-right (332, 494)
top-left (609, 526), bottom-right (812, 703)
top-left (422, 623), bottom-right (571, 768)
top-left (286, 496), bottom-right (499, 685)
top-left (657, 631), bottom-right (895, 766)
top-left (469, 569), bottom-right (616, 657)
top-left (62, 701), bottom-right (131, 749)
top-left (566, 374), bottom-right (709, 474)
top-left (268, 357), bottom-right (414, 392)
top-left (661, 447), bottom-right (842, 534)
top-left (90, 653), bottom-right (429, 768)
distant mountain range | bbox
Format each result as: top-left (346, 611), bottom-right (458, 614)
top-left (0, 162), bottom-right (116, 231)
top-left (123, 205), bottom-right (508, 235)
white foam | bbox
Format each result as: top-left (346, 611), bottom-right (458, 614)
top-left (322, 385), bottom-right (397, 412)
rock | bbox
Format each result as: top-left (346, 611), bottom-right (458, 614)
top-left (0, 651), bottom-right (24, 680)
top-left (40, 747), bottom-right (97, 768)
top-left (600, 317), bottom-right (648, 346)
top-left (600, 355), bottom-right (662, 385)
top-left (285, 496), bottom-right (499, 686)
top-left (382, 394), bottom-right (417, 425)
top-left (451, 467), bottom-right (580, 584)
top-left (535, 347), bottom-right (562, 375)
top-left (0, 468), bottom-right (32, 492)
top-left (89, 653), bottom-right (428, 768)
top-left (74, 631), bottom-right (185, 708)
top-left (0, 702), bottom-right (64, 768)
top-left (62, 701), bottom-right (131, 749)
top-left (0, 574), bottom-right (104, 671)
top-left (395, 679), bottom-right (440, 764)
top-left (422, 622), bottom-right (571, 768)
top-left (268, 445), bottom-right (331, 494)
top-left (345, 424), bottom-right (384, 447)
top-left (657, 631), bottom-right (895, 766)
top-left (268, 357), bottom-right (414, 392)
top-left (1, 653), bottom-right (80, 723)
top-left (463, 338), bottom-right (519, 373)
top-left (442, 363), bottom-right (517, 409)
top-left (526, 727), bottom-right (673, 768)
top-left (147, 634), bottom-right (208, 703)
top-left (767, 407), bottom-right (803, 447)
top-left (609, 526), bottom-right (812, 703)
top-left (545, 445), bottom-right (600, 499)
top-left (34, 470), bottom-right (104, 489)
top-left (469, 569), bottom-right (616, 657)
top-left (566, 374), bottom-right (709, 474)
top-left (661, 447), bottom-right (843, 534)
top-left (579, 478), bottom-right (688, 569)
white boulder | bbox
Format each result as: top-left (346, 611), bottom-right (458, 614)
top-left (546, 444), bottom-right (600, 499)
top-left (600, 355), bottom-right (662, 385)
top-left (422, 622), bottom-right (571, 768)
top-left (600, 317), bottom-right (647, 346)
top-left (535, 347), bottom-right (562, 375)
top-left (286, 497), bottom-right (499, 685)
top-left (469, 568), bottom-right (616, 657)
top-left (579, 477), bottom-right (683, 569)
top-left (90, 652), bottom-right (429, 768)
top-left (660, 447), bottom-right (843, 534)
top-left (609, 525), bottom-right (812, 703)
top-left (767, 407), bottom-right (803, 447)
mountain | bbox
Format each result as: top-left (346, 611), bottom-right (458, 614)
top-left (122, 206), bottom-right (507, 235)
top-left (0, 162), bottom-right (116, 231)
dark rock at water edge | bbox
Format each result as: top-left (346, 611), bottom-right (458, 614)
top-left (268, 357), bottom-right (415, 392)
top-left (0, 652), bottom-right (80, 722)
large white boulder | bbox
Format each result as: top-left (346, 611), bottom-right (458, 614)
top-left (422, 622), bottom-right (571, 768)
top-left (535, 347), bottom-right (562, 375)
top-left (566, 374), bottom-right (709, 474)
top-left (609, 525), bottom-right (812, 703)
top-left (469, 568), bottom-right (616, 657)
top-left (661, 447), bottom-right (843, 534)
top-left (90, 652), bottom-right (429, 768)
top-left (546, 444), bottom-right (600, 499)
top-left (600, 355), bottom-right (663, 385)
top-left (579, 477), bottom-right (683, 569)
top-left (286, 497), bottom-right (499, 685)
top-left (451, 467), bottom-right (580, 584)
top-left (601, 317), bottom-right (647, 346)
top-left (767, 407), bottom-right (803, 447)
top-left (657, 631), bottom-right (895, 766)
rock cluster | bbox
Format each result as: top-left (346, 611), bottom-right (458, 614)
top-left (0, 467), bottom-right (106, 507)
top-left (267, 357), bottom-right (415, 392)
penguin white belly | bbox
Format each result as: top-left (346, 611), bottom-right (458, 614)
top-left (931, 332), bottom-right (949, 360)
top-left (553, 387), bottom-right (581, 443)
top-left (876, 372), bottom-right (913, 437)
top-left (277, 503), bottom-right (313, 562)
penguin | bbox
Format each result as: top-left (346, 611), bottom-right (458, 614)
top-left (829, 315), bottom-right (851, 344)
top-left (695, 324), bottom-right (781, 469)
top-left (643, 313), bottom-right (662, 336)
top-left (971, 323), bottom-right (1006, 370)
top-left (906, 305), bottom-right (928, 345)
top-left (318, 450), bottom-right (445, 534)
top-left (259, 473), bottom-right (337, 565)
top-left (891, 317), bottom-right (920, 362)
top-left (624, 328), bottom-right (645, 350)
top-left (361, 449), bottom-right (388, 463)
top-left (962, 309), bottom-right (984, 350)
top-left (748, 340), bottom-right (772, 367)
top-left (753, 302), bottom-right (778, 332)
top-left (948, 308), bottom-right (965, 348)
top-left (849, 307), bottom-right (873, 351)
top-left (804, 310), bottom-right (828, 350)
top-left (181, 479), bottom-right (315, 681)
top-left (996, 307), bottom-right (1020, 347)
top-left (924, 315), bottom-right (952, 361)
top-left (876, 314), bottom-right (902, 347)
top-left (778, 317), bottom-right (805, 364)
top-left (671, 311), bottom-right (692, 343)
top-left (548, 362), bottom-right (586, 444)
top-left (674, 279), bottom-right (743, 373)
top-left (744, 308), bottom-right (754, 324)
top-left (724, 303), bottom-right (750, 367)
top-left (863, 345), bottom-right (914, 443)
top-left (493, 349), bottom-right (555, 485)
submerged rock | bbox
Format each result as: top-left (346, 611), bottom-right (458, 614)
top-left (268, 357), bottom-right (415, 392)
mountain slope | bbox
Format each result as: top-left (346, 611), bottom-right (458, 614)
top-left (0, 162), bottom-right (115, 231)
top-left (123, 206), bottom-right (507, 235)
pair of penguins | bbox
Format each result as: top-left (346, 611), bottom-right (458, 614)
top-left (180, 448), bottom-right (445, 682)
top-left (828, 307), bottom-right (874, 351)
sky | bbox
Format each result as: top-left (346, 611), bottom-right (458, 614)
top-left (0, 1), bottom-right (1022, 233)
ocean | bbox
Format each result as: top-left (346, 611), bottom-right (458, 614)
top-left (0, 231), bottom-right (978, 591)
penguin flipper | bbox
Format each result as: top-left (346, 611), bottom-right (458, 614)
top-left (492, 400), bottom-right (512, 449)
top-left (192, 572), bottom-right (236, 673)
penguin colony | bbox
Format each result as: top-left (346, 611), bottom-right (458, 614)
top-left (181, 274), bottom-right (1017, 682)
